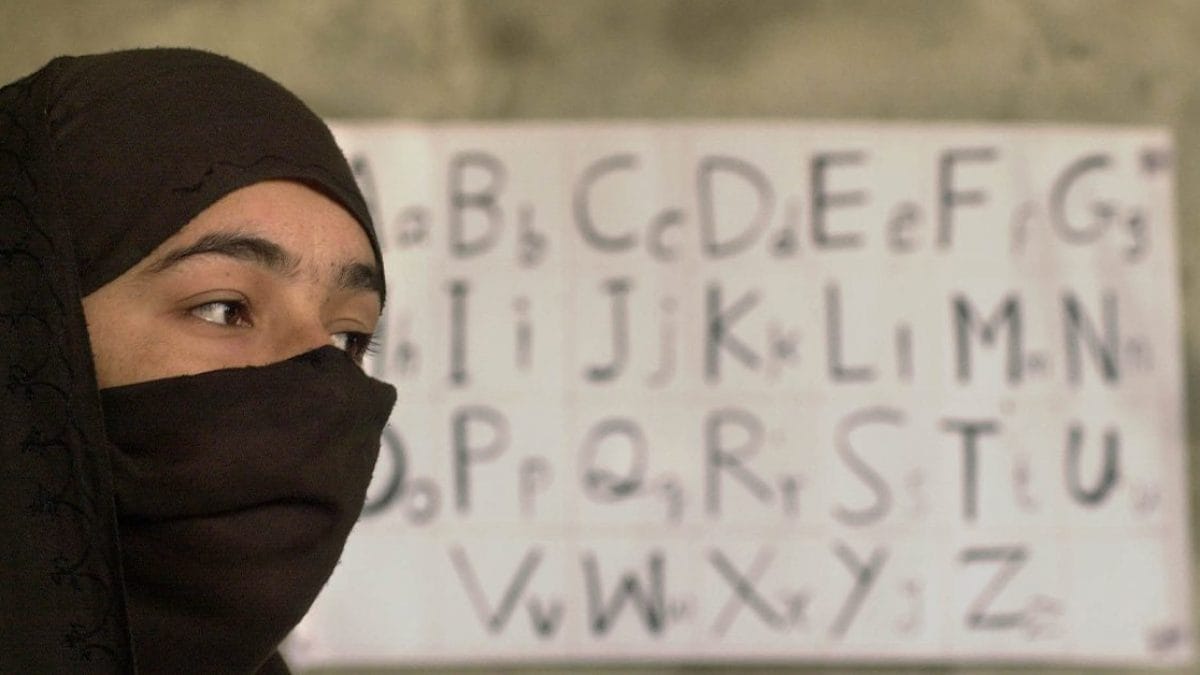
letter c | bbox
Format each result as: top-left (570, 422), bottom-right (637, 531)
top-left (573, 153), bottom-right (640, 252)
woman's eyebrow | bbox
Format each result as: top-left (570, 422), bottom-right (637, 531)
top-left (336, 261), bottom-right (385, 297)
top-left (146, 231), bottom-right (300, 276)
top-left (146, 229), bottom-right (384, 301)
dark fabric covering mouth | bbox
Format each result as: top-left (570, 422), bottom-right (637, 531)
top-left (103, 345), bottom-right (396, 673)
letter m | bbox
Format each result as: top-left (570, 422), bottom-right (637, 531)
top-left (953, 293), bottom-right (1023, 384)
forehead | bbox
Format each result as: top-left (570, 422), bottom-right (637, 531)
top-left (127, 180), bottom-right (384, 305)
top-left (176, 180), bottom-right (375, 259)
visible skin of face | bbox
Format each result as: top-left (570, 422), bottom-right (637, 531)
top-left (83, 180), bottom-right (383, 389)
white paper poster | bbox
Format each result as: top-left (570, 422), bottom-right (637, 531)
top-left (287, 122), bottom-right (1193, 667)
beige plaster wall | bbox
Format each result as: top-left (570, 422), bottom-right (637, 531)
top-left (1, 1), bottom-right (1195, 673)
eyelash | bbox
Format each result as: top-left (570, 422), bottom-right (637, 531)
top-left (189, 300), bottom-right (379, 362)
top-left (337, 332), bottom-right (381, 362)
top-left (191, 299), bottom-right (252, 328)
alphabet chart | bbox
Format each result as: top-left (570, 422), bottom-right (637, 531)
top-left (287, 123), bottom-right (1193, 667)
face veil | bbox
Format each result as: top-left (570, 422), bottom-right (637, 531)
top-left (0, 49), bottom-right (395, 674)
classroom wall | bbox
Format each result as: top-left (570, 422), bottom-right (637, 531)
top-left (2, 1), bottom-right (1195, 673)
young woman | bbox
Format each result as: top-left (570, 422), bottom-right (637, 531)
top-left (0, 48), bottom-right (396, 673)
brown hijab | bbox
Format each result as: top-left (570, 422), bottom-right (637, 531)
top-left (0, 48), bottom-right (394, 673)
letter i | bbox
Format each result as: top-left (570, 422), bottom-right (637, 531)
top-left (515, 296), bottom-right (532, 372)
top-left (895, 324), bottom-right (913, 383)
top-left (449, 280), bottom-right (470, 386)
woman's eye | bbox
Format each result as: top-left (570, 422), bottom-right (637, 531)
top-left (190, 300), bottom-right (251, 327)
top-left (331, 331), bottom-right (378, 362)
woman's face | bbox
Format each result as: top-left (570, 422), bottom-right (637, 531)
top-left (83, 180), bottom-right (383, 389)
